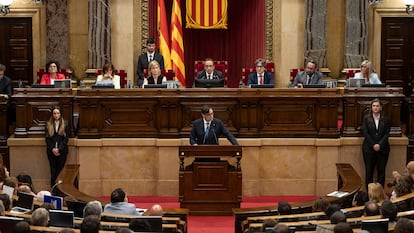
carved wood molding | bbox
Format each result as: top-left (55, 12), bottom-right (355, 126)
top-left (141, 0), bottom-right (149, 47)
top-left (265, 0), bottom-right (273, 61)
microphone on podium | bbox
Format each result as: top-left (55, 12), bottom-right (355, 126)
top-left (212, 123), bottom-right (218, 145)
top-left (50, 180), bottom-right (63, 195)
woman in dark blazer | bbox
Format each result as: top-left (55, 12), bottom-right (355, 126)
top-left (362, 98), bottom-right (390, 188)
top-left (45, 106), bottom-right (70, 190)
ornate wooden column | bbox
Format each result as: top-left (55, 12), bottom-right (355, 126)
top-left (88, 0), bottom-right (111, 68)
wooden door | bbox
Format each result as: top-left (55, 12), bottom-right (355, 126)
top-left (0, 18), bottom-right (33, 87)
top-left (381, 17), bottom-right (414, 96)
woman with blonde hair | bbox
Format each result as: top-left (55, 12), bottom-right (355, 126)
top-left (368, 182), bottom-right (388, 203)
top-left (353, 60), bottom-right (381, 84)
top-left (45, 106), bottom-right (70, 191)
top-left (142, 60), bottom-right (166, 88)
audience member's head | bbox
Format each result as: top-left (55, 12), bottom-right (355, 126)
top-left (35, 190), bottom-right (51, 202)
top-left (16, 172), bottom-right (34, 192)
top-left (129, 218), bottom-right (152, 232)
top-left (83, 200), bottom-right (103, 219)
top-left (17, 185), bottom-right (32, 194)
top-left (13, 221), bottom-right (31, 233)
top-left (0, 193), bottom-right (11, 211)
top-left (41, 202), bottom-right (55, 210)
top-left (368, 182), bottom-right (387, 203)
top-left (406, 161), bottom-right (414, 177)
top-left (324, 203), bottom-right (341, 219)
top-left (31, 207), bottom-right (50, 226)
top-left (352, 190), bottom-right (369, 207)
top-left (4, 176), bottom-right (18, 190)
top-left (81, 215), bottom-right (101, 233)
top-left (364, 200), bottom-right (380, 216)
top-left (394, 217), bottom-right (414, 233)
top-left (333, 222), bottom-right (353, 233)
top-left (312, 198), bottom-right (329, 212)
top-left (110, 188), bottom-right (126, 203)
top-left (115, 228), bottom-right (133, 233)
top-left (380, 200), bottom-right (398, 222)
top-left (394, 175), bottom-right (413, 197)
top-left (277, 201), bottom-right (292, 215)
top-left (0, 200), bottom-right (5, 216)
top-left (0, 165), bottom-right (9, 183)
top-left (272, 223), bottom-right (289, 233)
top-left (60, 228), bottom-right (76, 233)
top-left (330, 211), bottom-right (347, 224)
top-left (144, 204), bottom-right (163, 216)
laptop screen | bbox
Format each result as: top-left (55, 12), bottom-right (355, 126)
top-left (43, 195), bottom-right (63, 210)
top-left (54, 79), bottom-right (71, 88)
top-left (16, 192), bottom-right (34, 210)
top-left (49, 210), bottom-right (74, 228)
top-left (348, 78), bottom-right (365, 87)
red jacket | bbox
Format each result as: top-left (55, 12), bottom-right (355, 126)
top-left (40, 73), bottom-right (66, 84)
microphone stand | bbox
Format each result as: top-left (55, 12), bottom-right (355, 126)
top-left (50, 180), bottom-right (63, 195)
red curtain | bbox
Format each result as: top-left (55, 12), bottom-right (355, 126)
top-left (149, 0), bottom-right (266, 88)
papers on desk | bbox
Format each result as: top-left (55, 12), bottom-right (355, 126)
top-left (136, 208), bottom-right (147, 216)
top-left (327, 191), bottom-right (349, 198)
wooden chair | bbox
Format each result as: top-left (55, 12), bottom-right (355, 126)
top-left (194, 60), bottom-right (228, 85)
top-left (96, 69), bottom-right (128, 88)
top-left (345, 69), bottom-right (361, 79)
top-left (240, 62), bottom-right (275, 86)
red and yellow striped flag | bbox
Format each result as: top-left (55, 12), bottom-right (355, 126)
top-left (170, 0), bottom-right (185, 86)
top-left (186, 0), bottom-right (228, 29)
top-left (158, 0), bottom-right (171, 70)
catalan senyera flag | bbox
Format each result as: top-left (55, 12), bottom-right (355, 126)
top-left (186, 0), bottom-right (228, 29)
top-left (157, 0), bottom-right (171, 70)
top-left (170, 0), bottom-right (185, 86)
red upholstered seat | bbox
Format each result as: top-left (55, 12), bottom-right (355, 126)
top-left (194, 60), bottom-right (228, 85)
top-left (96, 69), bottom-right (128, 88)
top-left (240, 62), bottom-right (275, 86)
top-left (345, 69), bottom-right (361, 79)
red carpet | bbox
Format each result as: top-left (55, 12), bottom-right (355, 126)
top-left (101, 195), bottom-right (318, 233)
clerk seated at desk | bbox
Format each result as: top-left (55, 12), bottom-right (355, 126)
top-left (352, 60), bottom-right (382, 84)
top-left (95, 63), bottom-right (121, 89)
top-left (292, 60), bottom-right (324, 88)
top-left (40, 61), bottom-right (66, 85)
top-left (247, 58), bottom-right (274, 86)
top-left (190, 105), bottom-right (238, 146)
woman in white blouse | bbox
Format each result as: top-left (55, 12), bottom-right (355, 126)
top-left (96, 63), bottom-right (121, 89)
top-left (353, 60), bottom-right (381, 84)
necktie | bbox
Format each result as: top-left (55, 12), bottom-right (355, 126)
top-left (205, 123), bottom-right (210, 139)
top-left (208, 74), bottom-right (211, 79)
top-left (306, 75), bottom-right (311, 84)
top-left (149, 55), bottom-right (153, 62)
top-left (259, 74), bottom-right (263, 85)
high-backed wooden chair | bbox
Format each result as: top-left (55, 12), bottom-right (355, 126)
top-left (194, 60), bottom-right (228, 84)
top-left (240, 62), bottom-right (275, 86)
top-left (96, 69), bottom-right (128, 88)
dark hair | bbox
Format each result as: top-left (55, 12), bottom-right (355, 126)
top-left (306, 60), bottom-right (318, 68)
top-left (353, 190), bottom-right (369, 206)
top-left (364, 200), bottom-right (380, 216)
top-left (277, 201), bottom-right (292, 215)
top-left (115, 228), bottom-right (133, 233)
top-left (395, 175), bottom-right (413, 197)
top-left (102, 63), bottom-right (115, 75)
top-left (380, 200), bottom-right (398, 222)
top-left (312, 198), bottom-right (329, 212)
top-left (46, 60), bottom-right (61, 72)
top-left (333, 222), bottom-right (353, 233)
top-left (13, 221), bottom-right (31, 233)
top-left (17, 172), bottom-right (34, 193)
top-left (0, 193), bottom-right (11, 211)
top-left (146, 38), bottom-right (156, 45)
top-left (80, 215), bottom-right (101, 233)
top-left (0, 64), bottom-right (6, 71)
top-left (129, 219), bottom-right (151, 232)
top-left (110, 188), bottom-right (126, 203)
top-left (394, 218), bottom-right (414, 233)
top-left (324, 203), bottom-right (341, 218)
top-left (330, 211), bottom-right (347, 224)
top-left (201, 105), bottom-right (212, 114)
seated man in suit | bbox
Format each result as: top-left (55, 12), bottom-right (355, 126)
top-left (247, 58), bottom-right (274, 86)
top-left (292, 60), bottom-right (324, 88)
top-left (136, 38), bottom-right (165, 87)
top-left (195, 58), bottom-right (223, 80)
top-left (103, 188), bottom-right (140, 216)
top-left (190, 105), bottom-right (238, 145)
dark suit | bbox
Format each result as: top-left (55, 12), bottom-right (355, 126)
top-left (45, 121), bottom-right (71, 188)
top-left (0, 75), bottom-right (12, 98)
top-left (136, 52), bottom-right (164, 87)
top-left (292, 71), bottom-right (324, 86)
top-left (362, 113), bottom-right (390, 187)
top-left (195, 70), bottom-right (223, 80)
top-left (247, 71), bottom-right (274, 85)
top-left (190, 118), bottom-right (238, 145)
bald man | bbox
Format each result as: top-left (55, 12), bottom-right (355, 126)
top-left (143, 204), bottom-right (163, 216)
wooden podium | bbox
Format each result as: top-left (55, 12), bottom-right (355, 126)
top-left (178, 145), bottom-right (242, 215)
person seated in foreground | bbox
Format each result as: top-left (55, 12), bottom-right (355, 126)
top-left (352, 190), bottom-right (369, 207)
top-left (316, 211), bottom-right (347, 233)
top-left (0, 194), bottom-right (11, 211)
top-left (13, 221), bottom-right (31, 233)
top-left (324, 203), bottom-right (341, 219)
top-left (380, 200), bottom-right (398, 227)
top-left (277, 201), bottom-right (292, 215)
top-left (367, 182), bottom-right (388, 203)
top-left (104, 188), bottom-right (140, 216)
top-left (363, 200), bottom-right (380, 216)
top-left (129, 218), bottom-right (152, 232)
top-left (333, 222), bottom-right (353, 233)
top-left (81, 215), bottom-right (101, 233)
top-left (292, 60), bottom-right (324, 88)
top-left (31, 207), bottom-right (50, 226)
top-left (352, 60), bottom-right (381, 84)
top-left (142, 60), bottom-right (167, 88)
top-left (312, 197), bottom-right (329, 212)
top-left (84, 200), bottom-right (103, 219)
top-left (95, 63), bottom-right (121, 89)
top-left (247, 58), bottom-right (274, 86)
top-left (195, 58), bottom-right (223, 80)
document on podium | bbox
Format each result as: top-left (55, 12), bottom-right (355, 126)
top-left (327, 191), bottom-right (349, 198)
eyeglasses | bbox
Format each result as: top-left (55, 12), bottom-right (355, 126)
top-left (256, 65), bottom-right (264, 68)
top-left (49, 65), bottom-right (57, 68)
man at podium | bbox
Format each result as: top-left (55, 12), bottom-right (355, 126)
top-left (190, 105), bottom-right (238, 145)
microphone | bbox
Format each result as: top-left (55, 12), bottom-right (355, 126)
top-left (212, 123), bottom-right (218, 145)
top-left (50, 180), bottom-right (63, 195)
